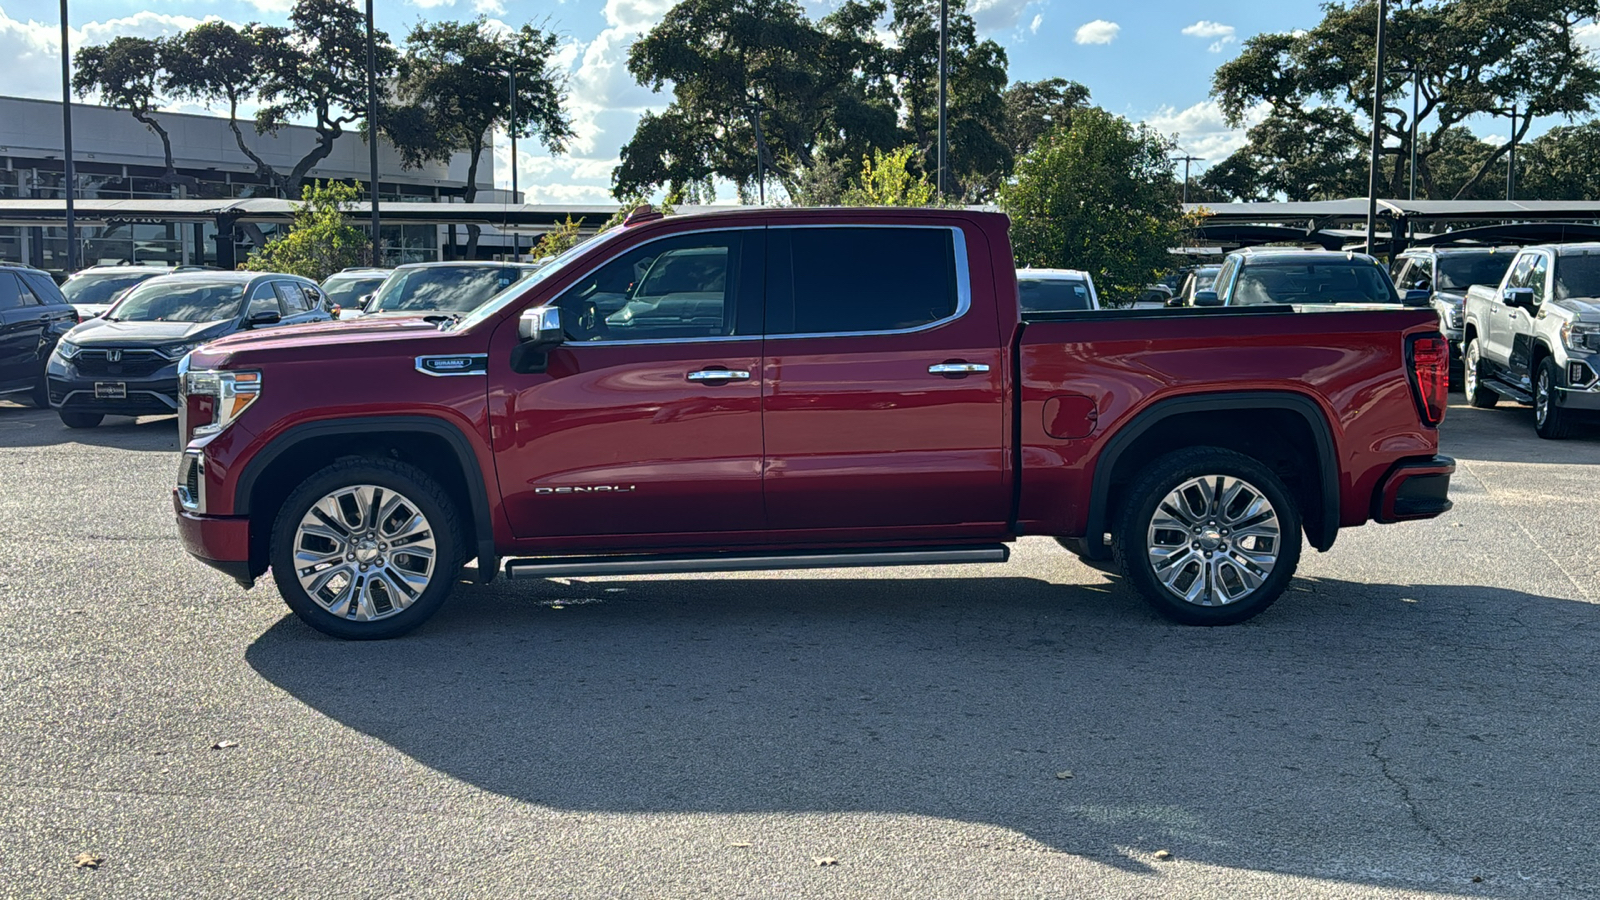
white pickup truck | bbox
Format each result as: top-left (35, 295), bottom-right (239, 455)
top-left (1462, 243), bottom-right (1600, 439)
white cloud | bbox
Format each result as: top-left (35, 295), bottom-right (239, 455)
top-left (0, 8), bottom-right (215, 102)
top-left (244, 0), bottom-right (293, 13)
top-left (1029, 14), bottom-right (1042, 35)
top-left (1182, 20), bottom-right (1236, 52)
top-left (1074, 20), bottom-right (1120, 45)
top-left (1143, 99), bottom-right (1270, 165)
top-left (966, 0), bottom-right (1036, 32)
top-left (1578, 22), bottom-right (1600, 55)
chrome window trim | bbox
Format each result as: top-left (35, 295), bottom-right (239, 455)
top-left (415, 353), bottom-right (490, 377)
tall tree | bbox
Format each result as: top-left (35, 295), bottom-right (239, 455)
top-left (1001, 78), bottom-right (1092, 161)
top-left (165, 22), bottom-right (286, 194)
top-left (1517, 121), bottom-right (1600, 199)
top-left (389, 17), bottom-right (574, 256)
top-left (1213, 0), bottom-right (1600, 201)
top-left (72, 37), bottom-right (195, 190)
top-left (886, 0), bottom-right (1010, 199)
top-left (1000, 108), bottom-right (1185, 305)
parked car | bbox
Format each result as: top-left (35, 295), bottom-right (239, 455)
top-left (173, 205), bottom-right (1454, 640)
top-left (1199, 248), bottom-right (1429, 309)
top-left (1016, 268), bottom-right (1100, 313)
top-left (60, 265), bottom-right (174, 319)
top-left (321, 267), bottom-right (392, 320)
top-left (0, 263), bottom-right (79, 407)
top-left (1171, 266), bottom-right (1222, 307)
top-left (351, 261), bottom-right (543, 319)
top-left (47, 271), bottom-right (332, 428)
top-left (1462, 243), bottom-right (1600, 439)
top-left (1392, 246), bottom-right (1516, 388)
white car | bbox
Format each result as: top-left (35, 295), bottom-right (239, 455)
top-left (1017, 268), bottom-right (1101, 313)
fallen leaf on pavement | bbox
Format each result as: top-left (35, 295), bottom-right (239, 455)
top-left (1153, 850), bottom-right (1173, 861)
top-left (74, 854), bottom-right (102, 869)
top-left (730, 842), bottom-right (752, 848)
top-left (813, 857), bottom-right (839, 866)
top-left (211, 740), bottom-right (238, 750)
top-left (1056, 770), bottom-right (1074, 779)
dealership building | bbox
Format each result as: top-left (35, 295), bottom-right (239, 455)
top-left (0, 94), bottom-right (532, 273)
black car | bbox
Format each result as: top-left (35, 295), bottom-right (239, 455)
top-left (0, 264), bottom-right (79, 408)
top-left (47, 271), bottom-right (331, 428)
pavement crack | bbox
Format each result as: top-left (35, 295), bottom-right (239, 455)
top-left (1367, 724), bottom-right (1450, 855)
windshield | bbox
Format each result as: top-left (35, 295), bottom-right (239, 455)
top-left (1233, 260), bottom-right (1400, 305)
top-left (1436, 254), bottom-right (1514, 292)
top-left (1554, 254), bottom-right (1600, 300)
top-left (1192, 268), bottom-right (1220, 291)
top-left (108, 279), bottom-right (246, 323)
top-left (62, 272), bottom-right (162, 306)
top-left (452, 228), bottom-right (625, 332)
top-left (369, 265), bottom-right (533, 314)
top-left (323, 275), bottom-right (388, 308)
top-left (1019, 278), bottom-right (1094, 312)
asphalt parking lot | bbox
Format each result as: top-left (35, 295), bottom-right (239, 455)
top-left (2, 397), bottom-right (1598, 899)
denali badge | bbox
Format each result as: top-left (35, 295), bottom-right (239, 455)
top-left (535, 485), bottom-right (637, 495)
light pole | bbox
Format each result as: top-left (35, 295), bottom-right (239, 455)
top-left (59, 0), bottom-right (77, 272)
top-left (364, 0), bottom-right (381, 266)
top-left (1506, 104), bottom-right (1518, 201)
top-left (1409, 69), bottom-right (1420, 201)
top-left (509, 66), bottom-right (519, 259)
top-left (1364, 0), bottom-right (1389, 257)
top-left (1175, 154), bottom-right (1203, 204)
top-left (937, 0), bottom-right (948, 199)
top-left (751, 104), bottom-right (767, 205)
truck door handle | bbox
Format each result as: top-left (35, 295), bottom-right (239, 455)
top-left (928, 362), bottom-right (991, 376)
top-left (686, 369), bottom-right (751, 382)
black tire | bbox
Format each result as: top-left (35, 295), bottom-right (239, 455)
top-left (1534, 357), bottom-right (1577, 440)
top-left (27, 376), bottom-right (49, 408)
top-left (270, 457), bottom-right (466, 640)
top-left (1463, 337), bottom-right (1498, 409)
top-left (1112, 447), bottom-right (1303, 626)
top-left (58, 410), bottom-right (103, 429)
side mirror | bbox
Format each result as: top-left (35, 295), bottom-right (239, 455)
top-left (1402, 289), bottom-right (1432, 307)
top-left (1193, 289), bottom-right (1222, 307)
top-left (1502, 286), bottom-right (1536, 310)
top-left (246, 309), bottom-right (281, 328)
top-left (357, 293), bottom-right (376, 311)
top-left (513, 306), bottom-right (564, 374)
top-left (1165, 296), bottom-right (1186, 308)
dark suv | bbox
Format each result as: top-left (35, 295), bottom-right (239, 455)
top-left (0, 264), bottom-right (79, 407)
top-left (1392, 247), bottom-right (1517, 386)
top-left (47, 271), bottom-right (330, 428)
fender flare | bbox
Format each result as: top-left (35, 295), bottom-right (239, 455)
top-left (1082, 391), bottom-right (1342, 555)
top-left (234, 415), bottom-right (497, 576)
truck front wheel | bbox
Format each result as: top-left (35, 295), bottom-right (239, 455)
top-left (269, 457), bottom-right (465, 640)
top-left (1463, 338), bottom-right (1498, 409)
top-left (1112, 447), bottom-right (1302, 626)
top-left (1534, 357), bottom-right (1578, 440)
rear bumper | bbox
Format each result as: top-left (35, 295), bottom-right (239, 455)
top-left (175, 494), bottom-right (254, 587)
top-left (1374, 455), bottom-right (1455, 523)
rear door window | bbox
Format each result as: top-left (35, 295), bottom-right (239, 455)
top-left (768, 227), bottom-right (959, 334)
top-left (275, 281), bottom-right (312, 313)
top-left (0, 273), bottom-right (22, 311)
top-left (20, 271), bottom-right (65, 306)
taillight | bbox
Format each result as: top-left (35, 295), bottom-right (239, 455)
top-left (1408, 335), bottom-right (1448, 427)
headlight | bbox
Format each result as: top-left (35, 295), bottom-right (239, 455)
top-left (157, 341), bottom-right (204, 361)
top-left (1561, 320), bottom-right (1600, 352)
top-left (181, 369), bottom-right (261, 439)
top-left (1443, 305), bottom-right (1463, 329)
top-left (55, 339), bottom-right (81, 360)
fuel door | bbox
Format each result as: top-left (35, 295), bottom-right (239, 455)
top-left (1043, 394), bottom-right (1098, 439)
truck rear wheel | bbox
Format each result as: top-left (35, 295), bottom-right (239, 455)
top-left (1112, 447), bottom-right (1302, 626)
top-left (270, 457), bottom-right (464, 640)
top-left (1463, 338), bottom-right (1498, 409)
top-left (1534, 357), bottom-right (1577, 440)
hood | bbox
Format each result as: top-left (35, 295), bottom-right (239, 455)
top-left (188, 314), bottom-right (459, 368)
top-left (1550, 297), bottom-right (1600, 320)
top-left (67, 318), bottom-right (232, 347)
top-left (1434, 291), bottom-right (1466, 306)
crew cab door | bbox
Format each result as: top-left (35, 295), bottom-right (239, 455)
top-left (760, 224), bottom-right (1007, 534)
top-left (492, 228), bottom-right (768, 539)
top-left (1486, 253), bottom-right (1536, 367)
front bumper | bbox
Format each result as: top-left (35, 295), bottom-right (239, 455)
top-left (175, 493), bottom-right (255, 588)
top-left (48, 354), bottom-right (181, 416)
top-left (1374, 455), bottom-right (1455, 523)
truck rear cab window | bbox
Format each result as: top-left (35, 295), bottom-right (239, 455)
top-left (767, 227), bottom-right (958, 334)
top-left (553, 230), bottom-right (759, 342)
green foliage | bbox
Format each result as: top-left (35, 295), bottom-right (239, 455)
top-left (73, 37), bottom-right (189, 184)
top-left (840, 146), bottom-right (938, 206)
top-left (1000, 108), bottom-right (1185, 306)
top-left (165, 23), bottom-right (279, 192)
top-left (599, 193), bottom-right (681, 233)
top-left (1001, 78), bottom-right (1092, 161)
top-left (1210, 0), bottom-right (1600, 200)
top-left (534, 216), bottom-right (588, 258)
top-left (246, 182), bottom-right (371, 281)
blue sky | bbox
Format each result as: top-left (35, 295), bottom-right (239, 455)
top-left (0, 1), bottom-right (1585, 202)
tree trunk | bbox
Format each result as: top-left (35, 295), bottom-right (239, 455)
top-left (1453, 114), bottom-right (1535, 200)
top-left (133, 111), bottom-right (199, 192)
top-left (227, 98), bottom-right (287, 197)
top-left (287, 124), bottom-right (342, 198)
top-left (464, 136), bottom-right (482, 259)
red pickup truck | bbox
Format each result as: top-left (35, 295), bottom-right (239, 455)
top-left (173, 206), bottom-right (1454, 639)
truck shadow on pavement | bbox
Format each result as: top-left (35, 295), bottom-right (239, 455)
top-left (246, 571), bottom-right (1600, 895)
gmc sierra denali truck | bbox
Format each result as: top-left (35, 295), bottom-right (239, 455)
top-left (173, 206), bottom-right (1455, 639)
top-left (1462, 243), bottom-right (1600, 439)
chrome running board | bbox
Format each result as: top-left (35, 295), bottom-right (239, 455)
top-left (504, 544), bottom-right (1010, 579)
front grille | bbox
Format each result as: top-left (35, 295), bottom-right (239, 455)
top-left (1585, 333), bottom-right (1600, 353)
top-left (75, 349), bottom-right (168, 377)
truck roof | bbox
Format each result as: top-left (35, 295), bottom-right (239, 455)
top-left (1233, 248), bottom-right (1382, 265)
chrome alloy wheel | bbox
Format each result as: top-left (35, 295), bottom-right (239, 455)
top-left (1464, 342), bottom-right (1481, 396)
top-left (1146, 475), bottom-right (1281, 608)
top-left (1536, 366), bottom-right (1551, 426)
top-left (292, 484), bottom-right (437, 622)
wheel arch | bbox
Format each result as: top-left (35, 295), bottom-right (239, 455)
top-left (234, 415), bottom-right (497, 582)
top-left (1082, 391), bottom-right (1341, 557)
